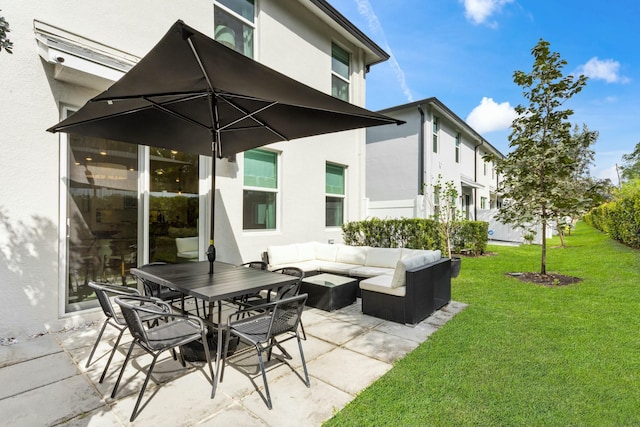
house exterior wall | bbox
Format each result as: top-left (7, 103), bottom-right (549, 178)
top-left (0, 0), bottom-right (383, 339)
top-left (366, 98), bottom-right (504, 222)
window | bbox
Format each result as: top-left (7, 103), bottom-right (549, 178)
top-left (491, 161), bottom-right (496, 179)
top-left (481, 197), bottom-right (487, 210)
top-left (243, 149), bottom-right (278, 229)
top-left (432, 116), bottom-right (439, 153)
top-left (326, 163), bottom-right (345, 227)
top-left (455, 133), bottom-right (460, 163)
top-left (331, 43), bottom-right (350, 101)
top-left (214, 0), bottom-right (255, 58)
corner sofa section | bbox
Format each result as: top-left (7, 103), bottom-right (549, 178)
top-left (263, 242), bottom-right (451, 325)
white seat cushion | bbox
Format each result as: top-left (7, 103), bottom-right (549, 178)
top-left (359, 275), bottom-right (406, 297)
top-left (349, 266), bottom-right (395, 278)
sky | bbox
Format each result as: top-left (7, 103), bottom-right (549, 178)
top-left (328, 0), bottom-right (640, 184)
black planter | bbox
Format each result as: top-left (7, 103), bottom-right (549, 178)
top-left (450, 257), bottom-right (461, 278)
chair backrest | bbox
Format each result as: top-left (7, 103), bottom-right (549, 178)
top-left (241, 261), bottom-right (267, 270)
top-left (114, 295), bottom-right (170, 344)
top-left (133, 262), bottom-right (167, 297)
top-left (89, 281), bottom-right (140, 322)
top-left (267, 294), bottom-right (308, 338)
top-left (272, 267), bottom-right (304, 300)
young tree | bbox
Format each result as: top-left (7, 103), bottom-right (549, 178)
top-left (0, 12), bottom-right (13, 54)
top-left (430, 175), bottom-right (461, 258)
top-left (489, 39), bottom-right (590, 274)
top-left (549, 124), bottom-right (598, 246)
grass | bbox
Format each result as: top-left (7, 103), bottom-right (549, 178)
top-left (324, 222), bottom-right (640, 426)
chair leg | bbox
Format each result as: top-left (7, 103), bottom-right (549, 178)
top-left (256, 348), bottom-right (272, 410)
top-left (299, 320), bottom-right (307, 340)
top-left (202, 331), bottom-right (214, 382)
top-left (98, 327), bottom-right (126, 383)
top-left (220, 328), bottom-right (231, 383)
top-left (111, 340), bottom-right (136, 398)
top-left (297, 333), bottom-right (310, 387)
top-left (86, 319), bottom-right (109, 368)
top-left (130, 352), bottom-right (161, 422)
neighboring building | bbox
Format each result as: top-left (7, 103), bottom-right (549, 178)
top-left (365, 97), bottom-right (504, 221)
top-left (0, 0), bottom-right (391, 338)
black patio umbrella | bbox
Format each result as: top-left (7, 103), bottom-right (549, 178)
top-left (48, 20), bottom-right (403, 272)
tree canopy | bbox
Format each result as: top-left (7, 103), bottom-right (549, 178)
top-left (620, 141), bottom-right (640, 181)
top-left (0, 11), bottom-right (12, 54)
top-left (490, 39), bottom-right (595, 274)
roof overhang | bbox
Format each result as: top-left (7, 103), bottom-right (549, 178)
top-left (461, 175), bottom-right (484, 189)
top-left (306, 0), bottom-right (390, 68)
top-left (34, 20), bottom-right (139, 90)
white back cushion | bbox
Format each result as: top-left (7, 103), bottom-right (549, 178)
top-left (390, 254), bottom-right (427, 288)
top-left (315, 243), bottom-right (339, 261)
top-left (365, 247), bottom-right (402, 268)
top-left (267, 244), bottom-right (300, 266)
top-left (297, 242), bottom-right (317, 261)
top-left (336, 245), bottom-right (368, 265)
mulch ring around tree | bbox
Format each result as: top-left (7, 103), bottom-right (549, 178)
top-left (506, 272), bottom-right (582, 287)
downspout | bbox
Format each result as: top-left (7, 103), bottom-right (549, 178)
top-left (473, 138), bottom-right (485, 220)
top-left (418, 105), bottom-right (425, 195)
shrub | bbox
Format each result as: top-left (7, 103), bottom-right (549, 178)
top-left (342, 218), bottom-right (488, 255)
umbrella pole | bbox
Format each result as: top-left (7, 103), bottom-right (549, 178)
top-left (206, 136), bottom-right (217, 275)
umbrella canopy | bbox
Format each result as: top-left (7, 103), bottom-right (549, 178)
top-left (48, 20), bottom-right (402, 157)
top-left (48, 20), bottom-right (403, 268)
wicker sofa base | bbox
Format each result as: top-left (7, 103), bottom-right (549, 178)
top-left (360, 258), bottom-right (451, 325)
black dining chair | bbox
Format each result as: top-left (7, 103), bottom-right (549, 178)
top-left (236, 266), bottom-right (306, 339)
top-left (112, 295), bottom-right (213, 422)
top-left (132, 262), bottom-right (205, 317)
top-left (86, 281), bottom-right (166, 383)
top-left (220, 294), bottom-right (310, 409)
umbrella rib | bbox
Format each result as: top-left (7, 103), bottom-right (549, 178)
top-left (144, 97), bottom-right (212, 131)
top-left (217, 96), bottom-right (288, 141)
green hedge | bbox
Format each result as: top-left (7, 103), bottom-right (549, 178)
top-left (341, 218), bottom-right (489, 255)
top-left (584, 180), bottom-right (640, 249)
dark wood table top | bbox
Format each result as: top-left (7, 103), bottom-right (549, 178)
top-left (130, 261), bottom-right (298, 302)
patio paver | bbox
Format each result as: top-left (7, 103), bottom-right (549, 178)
top-left (0, 299), bottom-right (467, 426)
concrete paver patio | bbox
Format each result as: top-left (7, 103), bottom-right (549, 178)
top-left (0, 299), bottom-right (467, 426)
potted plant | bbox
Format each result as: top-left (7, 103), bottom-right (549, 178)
top-left (430, 175), bottom-right (462, 278)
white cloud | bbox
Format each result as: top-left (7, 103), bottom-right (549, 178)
top-left (594, 164), bottom-right (620, 183)
top-left (355, 0), bottom-right (413, 102)
top-left (466, 97), bottom-right (517, 133)
top-left (576, 57), bottom-right (630, 83)
top-left (461, 0), bottom-right (513, 26)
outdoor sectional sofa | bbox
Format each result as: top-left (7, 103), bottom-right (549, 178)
top-left (263, 242), bottom-right (451, 325)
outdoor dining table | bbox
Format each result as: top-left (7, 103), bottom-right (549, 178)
top-left (129, 260), bottom-right (299, 398)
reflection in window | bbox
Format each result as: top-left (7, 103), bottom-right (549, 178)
top-left (243, 149), bottom-right (277, 230)
top-left (148, 148), bottom-right (199, 263)
top-left (331, 43), bottom-right (350, 101)
top-left (214, 0), bottom-right (254, 58)
top-left (326, 163), bottom-right (345, 227)
top-left (66, 135), bottom-right (138, 308)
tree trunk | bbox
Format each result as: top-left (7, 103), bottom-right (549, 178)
top-left (541, 221), bottom-right (547, 274)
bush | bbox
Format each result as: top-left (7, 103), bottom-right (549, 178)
top-left (584, 179), bottom-right (640, 248)
top-left (342, 218), bottom-right (489, 255)
top-left (453, 221), bottom-right (489, 255)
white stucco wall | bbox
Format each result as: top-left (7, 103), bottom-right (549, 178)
top-left (0, 0), bottom-right (379, 340)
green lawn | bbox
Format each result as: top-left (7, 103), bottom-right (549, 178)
top-left (324, 222), bottom-right (640, 426)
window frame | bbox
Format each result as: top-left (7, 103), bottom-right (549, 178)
top-left (455, 133), bottom-right (460, 163)
top-left (331, 43), bottom-right (351, 102)
top-left (325, 162), bottom-right (346, 228)
top-left (213, 0), bottom-right (256, 58)
top-left (432, 116), bottom-right (439, 153)
top-left (242, 148), bottom-right (280, 231)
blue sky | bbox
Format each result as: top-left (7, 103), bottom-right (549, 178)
top-left (329, 0), bottom-right (639, 183)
